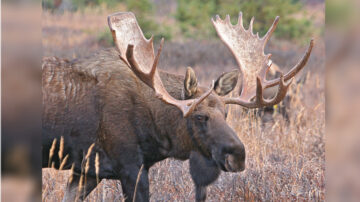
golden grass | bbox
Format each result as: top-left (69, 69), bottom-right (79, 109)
top-left (48, 138), bottom-right (57, 168)
top-left (133, 165), bottom-right (145, 202)
top-left (59, 136), bottom-right (64, 163)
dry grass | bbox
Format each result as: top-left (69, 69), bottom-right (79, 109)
top-left (42, 8), bottom-right (325, 202)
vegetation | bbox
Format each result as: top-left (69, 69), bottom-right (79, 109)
top-left (176, 0), bottom-right (313, 42)
top-left (43, 0), bottom-right (315, 43)
top-left (124, 0), bottom-right (156, 39)
top-left (97, 29), bottom-right (114, 46)
top-left (42, 0), bottom-right (119, 11)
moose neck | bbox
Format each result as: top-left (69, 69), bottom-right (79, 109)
top-left (151, 71), bottom-right (195, 160)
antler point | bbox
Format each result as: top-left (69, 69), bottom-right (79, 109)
top-left (225, 14), bottom-right (230, 23)
top-left (216, 15), bottom-right (221, 21)
top-left (310, 38), bottom-right (315, 46)
top-left (249, 16), bottom-right (255, 32)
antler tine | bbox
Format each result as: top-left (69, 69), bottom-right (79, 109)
top-left (215, 15), bottom-right (221, 21)
top-left (150, 37), bottom-right (163, 79)
top-left (263, 39), bottom-right (314, 87)
top-left (224, 74), bottom-right (292, 108)
top-left (261, 74), bottom-right (293, 106)
top-left (249, 17), bottom-right (255, 33)
top-left (213, 11), bottom-right (313, 108)
top-left (125, 38), bottom-right (163, 88)
top-left (237, 12), bottom-right (243, 27)
top-left (109, 12), bottom-right (214, 117)
top-left (262, 16), bottom-right (280, 45)
top-left (225, 14), bottom-right (231, 23)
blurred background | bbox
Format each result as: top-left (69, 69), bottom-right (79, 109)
top-left (2, 0), bottom-right (42, 201)
top-left (42, 0), bottom-right (324, 74)
top-left (1, 0), bottom-right (359, 201)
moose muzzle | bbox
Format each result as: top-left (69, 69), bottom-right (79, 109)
top-left (224, 151), bottom-right (245, 172)
top-left (212, 135), bottom-right (246, 172)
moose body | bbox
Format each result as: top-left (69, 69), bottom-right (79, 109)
top-left (42, 49), bottom-right (244, 201)
top-left (42, 12), bottom-right (313, 201)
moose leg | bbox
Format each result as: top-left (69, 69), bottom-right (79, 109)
top-left (62, 174), bottom-right (99, 202)
top-left (194, 185), bottom-right (207, 202)
top-left (119, 165), bottom-right (149, 202)
top-left (189, 151), bottom-right (220, 202)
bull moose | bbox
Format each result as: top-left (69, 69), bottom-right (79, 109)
top-left (42, 12), bottom-right (313, 201)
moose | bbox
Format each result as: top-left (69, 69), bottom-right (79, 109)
top-left (254, 64), bottom-right (309, 124)
top-left (42, 12), bottom-right (313, 201)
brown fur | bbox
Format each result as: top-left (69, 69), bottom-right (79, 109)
top-left (42, 48), bottom-right (245, 202)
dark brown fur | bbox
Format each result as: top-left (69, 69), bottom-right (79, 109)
top-left (42, 48), bottom-right (245, 202)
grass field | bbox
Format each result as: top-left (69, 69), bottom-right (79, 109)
top-left (42, 5), bottom-right (325, 201)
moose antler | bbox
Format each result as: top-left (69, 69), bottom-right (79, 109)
top-left (108, 12), bottom-right (214, 117)
top-left (212, 12), bottom-right (314, 108)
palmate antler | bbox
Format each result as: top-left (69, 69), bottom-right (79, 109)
top-left (212, 12), bottom-right (314, 108)
top-left (108, 12), bottom-right (214, 117)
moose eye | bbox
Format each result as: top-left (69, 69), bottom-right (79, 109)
top-left (195, 115), bottom-right (207, 122)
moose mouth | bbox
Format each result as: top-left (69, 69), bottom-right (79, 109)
top-left (224, 154), bottom-right (245, 172)
top-left (213, 152), bottom-right (245, 172)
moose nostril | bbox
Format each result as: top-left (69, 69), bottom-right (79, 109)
top-left (224, 153), bottom-right (245, 172)
top-left (224, 154), bottom-right (232, 171)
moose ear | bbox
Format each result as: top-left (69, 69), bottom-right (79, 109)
top-left (184, 67), bottom-right (198, 98)
top-left (214, 70), bottom-right (239, 96)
